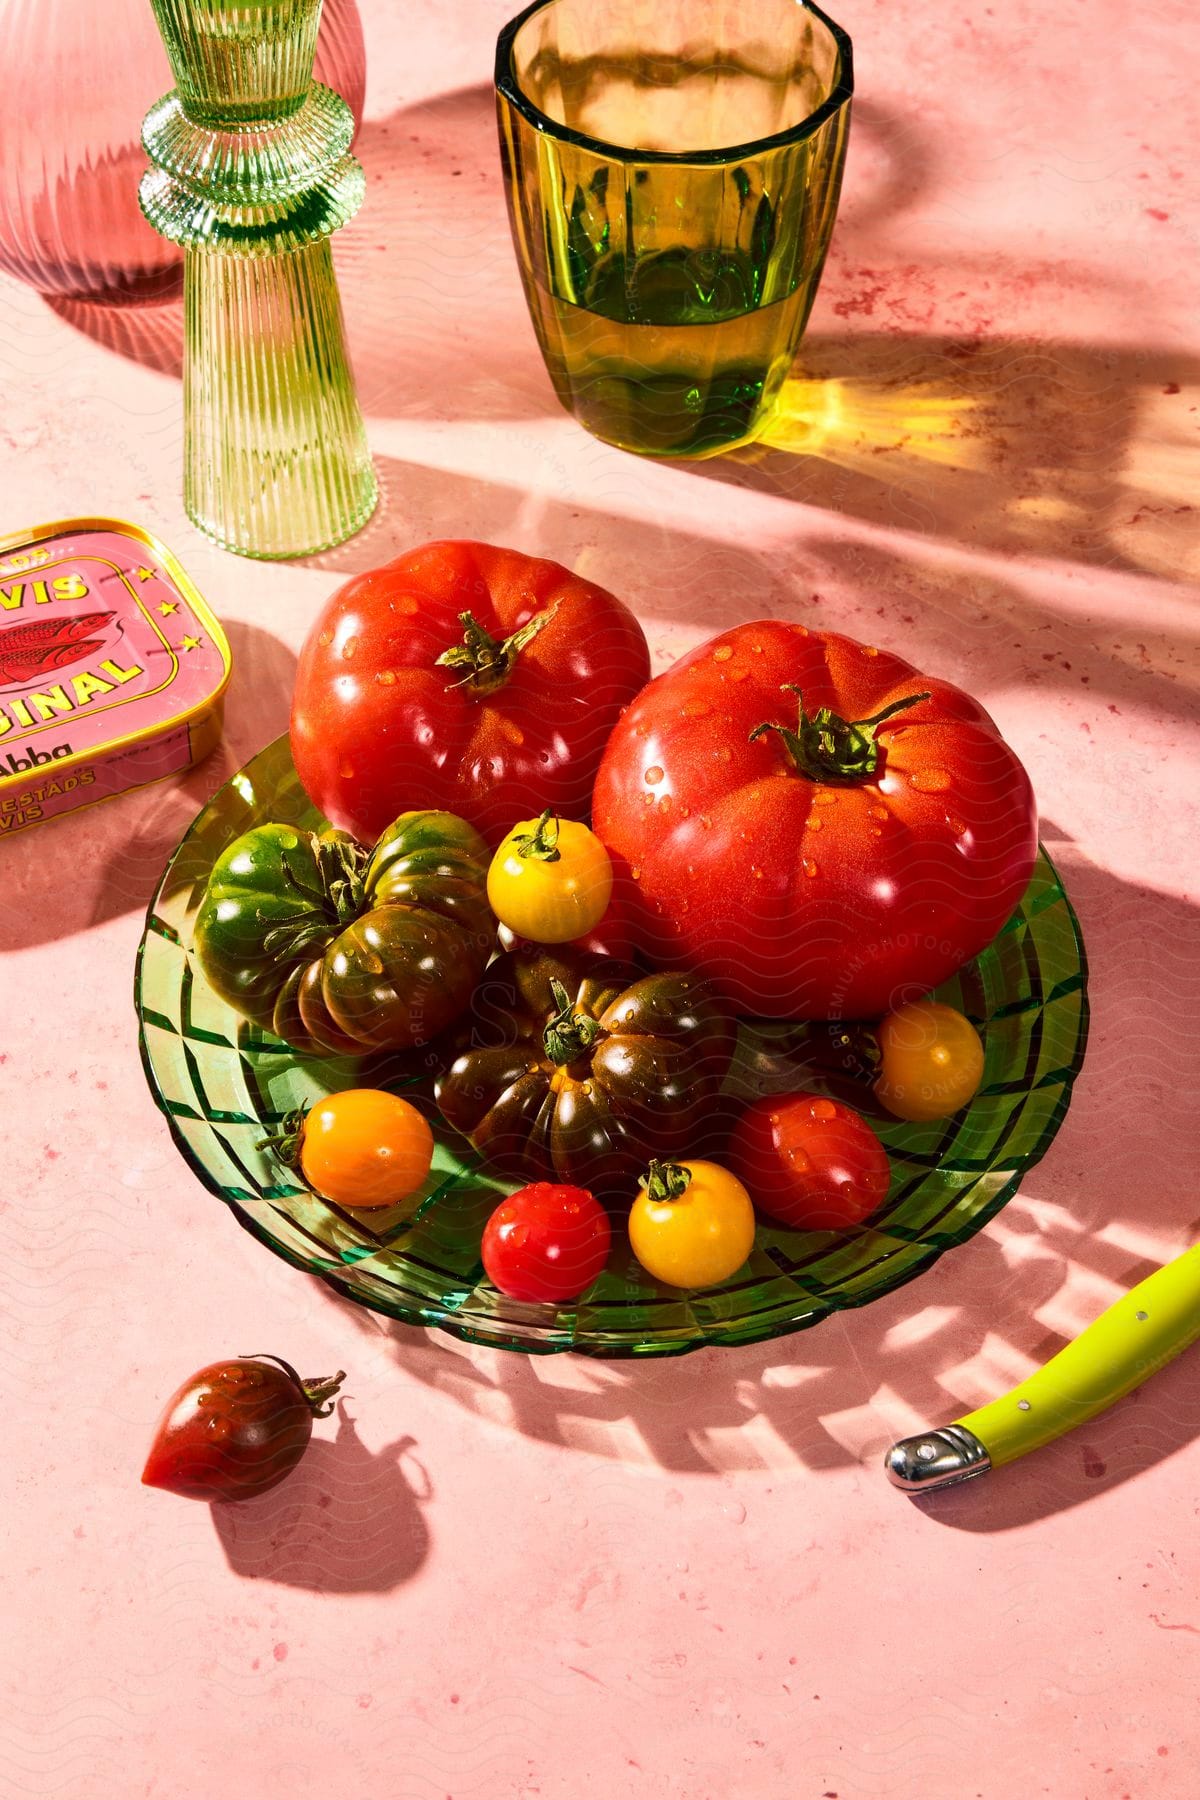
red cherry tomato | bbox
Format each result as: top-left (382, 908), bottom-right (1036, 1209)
top-left (141, 1356), bottom-right (344, 1502)
top-left (291, 540), bottom-right (650, 848)
top-left (729, 1093), bottom-right (891, 1230)
top-left (481, 1182), bottom-right (611, 1303)
top-left (593, 620), bottom-right (1037, 1018)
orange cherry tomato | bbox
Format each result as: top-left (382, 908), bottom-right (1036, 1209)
top-left (295, 1089), bottom-right (434, 1209)
top-left (875, 1001), bottom-right (985, 1121)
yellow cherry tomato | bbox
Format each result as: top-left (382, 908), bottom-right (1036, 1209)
top-left (874, 1001), bottom-right (985, 1122)
top-left (487, 811), bottom-right (613, 945)
top-left (296, 1089), bottom-right (434, 1209)
top-left (629, 1159), bottom-right (756, 1290)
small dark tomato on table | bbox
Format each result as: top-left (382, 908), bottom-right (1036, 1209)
top-left (142, 1356), bottom-right (344, 1502)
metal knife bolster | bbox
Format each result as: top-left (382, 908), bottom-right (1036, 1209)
top-left (884, 1424), bottom-right (992, 1492)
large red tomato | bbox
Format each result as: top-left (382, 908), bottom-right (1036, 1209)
top-left (592, 620), bottom-right (1037, 1019)
top-left (291, 541), bottom-right (650, 847)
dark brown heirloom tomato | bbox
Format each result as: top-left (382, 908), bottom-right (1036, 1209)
top-left (141, 1356), bottom-right (345, 1502)
top-left (435, 947), bottom-right (735, 1192)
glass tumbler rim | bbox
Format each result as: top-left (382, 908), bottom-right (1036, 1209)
top-left (494, 0), bottom-right (854, 166)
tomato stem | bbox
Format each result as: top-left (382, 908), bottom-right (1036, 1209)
top-left (513, 810), bottom-right (562, 862)
top-left (543, 978), bottom-right (603, 1066)
top-left (750, 685), bottom-right (931, 783)
top-left (255, 1107), bottom-right (307, 1165)
top-left (237, 1355), bottom-right (346, 1417)
top-left (436, 601), bottom-right (560, 697)
top-left (641, 1159), bottom-right (692, 1203)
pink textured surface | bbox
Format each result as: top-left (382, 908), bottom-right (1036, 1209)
top-left (2, 1), bottom-right (1198, 1794)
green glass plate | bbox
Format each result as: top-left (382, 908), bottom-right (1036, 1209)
top-left (135, 734), bottom-right (1089, 1359)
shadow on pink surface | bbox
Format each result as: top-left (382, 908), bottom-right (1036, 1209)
top-left (211, 1405), bottom-right (431, 1592)
top-left (46, 83), bottom-right (1198, 588)
top-left (296, 456), bottom-right (1198, 742)
top-left (0, 617), bottom-right (295, 951)
top-left (695, 333), bottom-right (1198, 584)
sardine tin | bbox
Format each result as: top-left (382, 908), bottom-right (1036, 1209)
top-left (0, 518), bottom-right (231, 836)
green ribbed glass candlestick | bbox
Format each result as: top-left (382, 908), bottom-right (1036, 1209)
top-left (140, 0), bottom-right (377, 558)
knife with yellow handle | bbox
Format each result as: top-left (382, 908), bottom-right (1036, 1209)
top-left (885, 1244), bottom-right (1200, 1491)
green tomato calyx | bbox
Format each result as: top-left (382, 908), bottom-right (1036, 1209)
top-left (750, 686), bottom-right (931, 784)
top-left (255, 1106), bottom-right (308, 1166)
top-left (260, 832), bottom-right (370, 966)
top-left (641, 1159), bottom-right (692, 1203)
top-left (436, 600), bottom-right (560, 697)
top-left (544, 978), bottom-right (604, 1066)
top-left (514, 810), bottom-right (562, 863)
top-left (237, 1353), bottom-right (346, 1417)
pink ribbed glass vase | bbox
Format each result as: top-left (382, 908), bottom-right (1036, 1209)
top-left (0, 0), bottom-right (365, 304)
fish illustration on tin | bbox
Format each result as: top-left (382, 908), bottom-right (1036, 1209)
top-left (0, 611), bottom-right (118, 689)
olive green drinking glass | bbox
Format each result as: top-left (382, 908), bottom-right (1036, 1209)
top-left (495, 0), bottom-right (853, 459)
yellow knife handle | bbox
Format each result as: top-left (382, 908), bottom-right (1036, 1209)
top-left (886, 1245), bottom-right (1200, 1491)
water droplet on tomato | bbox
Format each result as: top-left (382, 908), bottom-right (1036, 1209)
top-left (658, 793), bottom-right (673, 812)
top-left (910, 767), bottom-right (952, 793)
top-left (679, 806), bottom-right (691, 819)
top-left (864, 645), bottom-right (879, 658)
top-left (946, 813), bottom-right (968, 837)
top-left (396, 595), bottom-right (419, 615)
top-left (751, 643), bottom-right (764, 654)
top-left (317, 629), bottom-right (333, 648)
top-left (633, 723), bottom-right (649, 738)
top-left (631, 866), bottom-right (642, 880)
top-left (339, 761), bottom-right (355, 781)
top-left (807, 816), bottom-right (822, 832)
top-left (802, 857), bottom-right (818, 878)
top-left (342, 636), bottom-right (358, 660)
top-left (699, 816), bottom-right (713, 830)
top-left (786, 1148), bottom-right (813, 1171)
top-left (869, 804), bottom-right (888, 821)
top-left (713, 645), bottom-right (734, 662)
top-left (715, 747), bottom-right (732, 762)
top-left (768, 1113), bottom-right (780, 1126)
top-left (813, 791), bottom-right (837, 807)
top-left (362, 952), bottom-right (384, 976)
top-left (375, 668), bottom-right (396, 686)
top-left (643, 791), bottom-right (655, 805)
top-left (681, 702), bottom-right (710, 720)
top-left (751, 866), bottom-right (764, 879)
top-left (500, 719), bottom-right (525, 746)
top-left (646, 766), bottom-right (664, 786)
top-left (811, 1098), bottom-right (837, 1120)
top-left (731, 668), bottom-right (749, 682)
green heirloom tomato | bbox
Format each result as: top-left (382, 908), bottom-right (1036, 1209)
top-left (435, 945), bottom-right (736, 1192)
top-left (195, 810), bottom-right (494, 1055)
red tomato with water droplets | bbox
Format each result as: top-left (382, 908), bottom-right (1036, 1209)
top-left (729, 1093), bottom-right (891, 1230)
top-left (481, 1183), bottom-right (612, 1303)
top-left (291, 541), bottom-right (650, 848)
top-left (592, 620), bottom-right (1037, 1018)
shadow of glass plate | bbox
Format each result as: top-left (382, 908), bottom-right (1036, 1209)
top-left (135, 734), bottom-right (1089, 1359)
